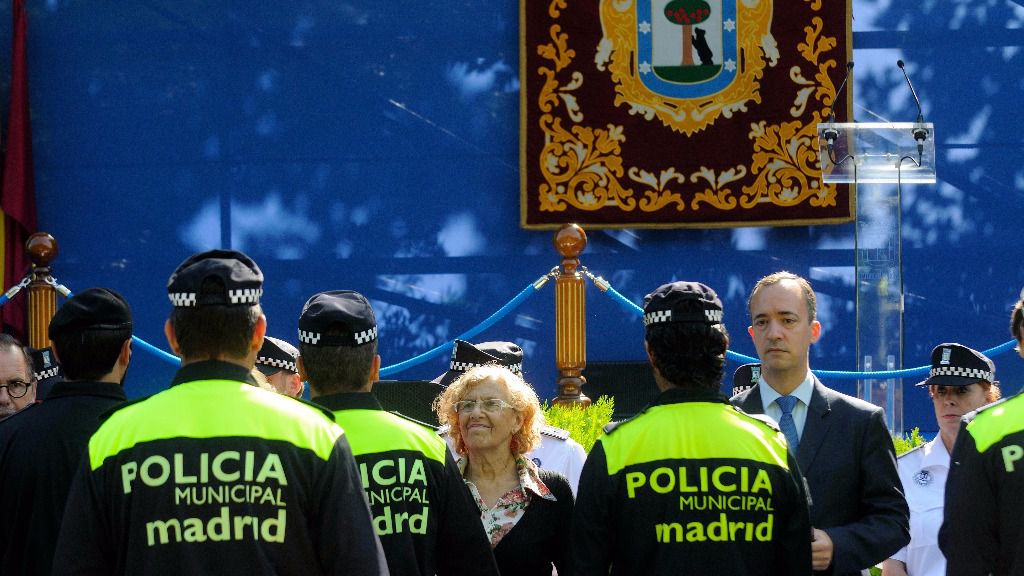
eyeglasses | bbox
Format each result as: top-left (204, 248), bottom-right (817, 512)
top-left (455, 398), bottom-right (515, 414)
top-left (0, 380), bottom-right (33, 399)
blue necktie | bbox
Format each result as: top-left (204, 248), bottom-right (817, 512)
top-left (776, 395), bottom-right (800, 452)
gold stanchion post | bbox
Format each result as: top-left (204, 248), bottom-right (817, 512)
top-left (553, 224), bottom-right (591, 407)
top-left (26, 232), bottom-right (58, 350)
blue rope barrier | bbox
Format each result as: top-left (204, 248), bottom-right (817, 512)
top-left (53, 274), bottom-right (1024, 381)
top-left (599, 280), bottom-right (1017, 380)
top-left (132, 335), bottom-right (180, 365)
top-left (380, 279), bottom-right (545, 377)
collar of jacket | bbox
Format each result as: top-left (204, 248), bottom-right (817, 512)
top-left (46, 380), bottom-right (127, 401)
top-left (315, 391), bottom-right (383, 412)
top-left (651, 385), bottom-right (730, 407)
top-left (170, 360), bottom-right (258, 387)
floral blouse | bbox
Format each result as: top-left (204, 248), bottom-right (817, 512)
top-left (459, 455), bottom-right (557, 548)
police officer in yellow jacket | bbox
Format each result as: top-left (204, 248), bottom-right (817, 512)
top-left (939, 298), bottom-right (1024, 574)
top-left (53, 250), bottom-right (387, 575)
top-left (571, 281), bottom-right (812, 575)
top-left (299, 290), bottom-right (499, 576)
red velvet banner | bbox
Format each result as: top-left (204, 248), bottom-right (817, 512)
top-left (521, 0), bottom-right (853, 229)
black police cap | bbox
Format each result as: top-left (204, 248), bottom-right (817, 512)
top-left (732, 362), bottom-right (761, 396)
top-left (167, 249), bottom-right (263, 308)
top-left (643, 281), bottom-right (724, 327)
top-left (48, 287), bottom-right (132, 339)
top-left (256, 336), bottom-right (299, 375)
top-left (298, 291), bottom-right (377, 347)
top-left (918, 343), bottom-right (995, 387)
top-left (432, 340), bottom-right (524, 388)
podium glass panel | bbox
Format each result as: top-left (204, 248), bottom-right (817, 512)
top-left (815, 122), bottom-right (934, 435)
top-left (817, 122), bottom-right (936, 184)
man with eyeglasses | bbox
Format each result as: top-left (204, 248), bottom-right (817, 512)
top-left (0, 333), bottom-right (35, 420)
top-left (0, 288), bottom-right (132, 575)
top-left (301, 290), bottom-right (498, 576)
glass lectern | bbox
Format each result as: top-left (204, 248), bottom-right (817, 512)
top-left (817, 121), bottom-right (936, 435)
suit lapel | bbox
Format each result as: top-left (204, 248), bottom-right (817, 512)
top-left (796, 377), bottom-right (832, 472)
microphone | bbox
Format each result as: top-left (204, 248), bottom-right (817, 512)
top-left (823, 62), bottom-right (854, 157)
top-left (897, 59), bottom-right (928, 157)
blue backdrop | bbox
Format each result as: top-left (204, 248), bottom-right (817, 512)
top-left (2, 0), bottom-right (1022, 435)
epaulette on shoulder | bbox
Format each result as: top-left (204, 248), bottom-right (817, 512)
top-left (730, 404), bottom-right (781, 432)
top-left (746, 412), bottom-right (781, 432)
top-left (964, 395), bottom-right (1013, 425)
top-left (387, 410), bottom-right (439, 431)
top-left (98, 395), bottom-right (152, 423)
top-left (291, 396), bottom-right (337, 421)
top-left (897, 443), bottom-right (925, 460)
top-left (540, 425), bottom-right (570, 441)
top-left (603, 414), bottom-right (640, 435)
top-left (437, 423), bottom-right (451, 437)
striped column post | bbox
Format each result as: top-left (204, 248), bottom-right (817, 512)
top-left (26, 232), bottom-right (58, 350)
top-left (553, 224), bottom-right (591, 406)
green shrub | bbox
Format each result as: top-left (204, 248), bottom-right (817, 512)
top-left (540, 396), bottom-right (615, 452)
top-left (893, 427), bottom-right (926, 455)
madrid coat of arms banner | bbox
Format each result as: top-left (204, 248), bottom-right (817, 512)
top-left (520, 0), bottom-right (854, 229)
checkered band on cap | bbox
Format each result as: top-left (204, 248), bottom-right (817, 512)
top-left (228, 288), bottom-right (262, 305)
top-left (298, 330), bottom-right (321, 345)
top-left (450, 360), bottom-right (523, 375)
top-left (34, 366), bottom-right (59, 381)
top-left (354, 326), bottom-right (378, 345)
top-left (929, 366), bottom-right (993, 381)
top-left (168, 292), bottom-right (198, 307)
top-left (257, 356), bottom-right (297, 373)
top-left (643, 308), bottom-right (722, 326)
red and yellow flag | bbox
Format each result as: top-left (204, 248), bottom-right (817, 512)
top-left (1, 0), bottom-right (38, 340)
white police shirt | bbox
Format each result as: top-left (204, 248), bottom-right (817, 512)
top-left (438, 425), bottom-right (587, 495)
top-left (888, 436), bottom-right (949, 576)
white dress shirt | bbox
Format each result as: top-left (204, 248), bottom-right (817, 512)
top-left (887, 437), bottom-right (949, 576)
top-left (757, 370), bottom-right (815, 441)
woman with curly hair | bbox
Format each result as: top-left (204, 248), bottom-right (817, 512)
top-left (434, 364), bottom-right (573, 575)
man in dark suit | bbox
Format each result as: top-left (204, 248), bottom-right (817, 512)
top-left (731, 271), bottom-right (909, 575)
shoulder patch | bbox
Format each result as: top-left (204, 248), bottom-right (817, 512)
top-left (540, 425), bottom-right (570, 440)
top-left (387, 410), bottom-right (439, 431)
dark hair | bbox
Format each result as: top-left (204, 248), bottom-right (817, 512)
top-left (1011, 299), bottom-right (1024, 343)
top-left (645, 315), bottom-right (729, 390)
top-left (748, 271), bottom-right (817, 323)
top-left (169, 277), bottom-right (261, 359)
top-left (300, 336), bottom-right (377, 396)
top-left (53, 328), bottom-right (131, 381)
top-left (0, 333), bottom-right (33, 380)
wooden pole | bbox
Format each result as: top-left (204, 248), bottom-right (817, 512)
top-left (553, 224), bottom-right (591, 406)
top-left (26, 232), bottom-right (57, 350)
